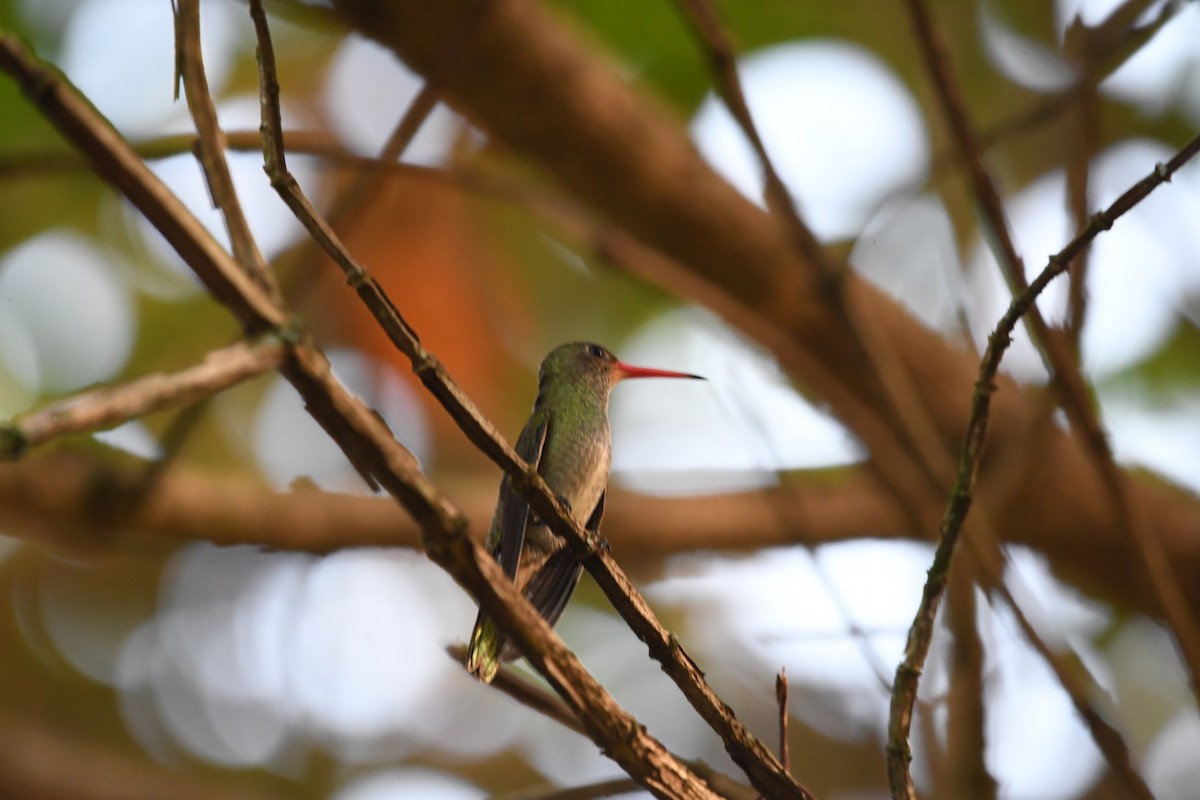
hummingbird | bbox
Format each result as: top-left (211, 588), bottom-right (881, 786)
top-left (466, 341), bottom-right (704, 683)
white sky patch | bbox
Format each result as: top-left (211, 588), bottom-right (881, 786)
top-left (691, 40), bottom-right (929, 241)
top-left (325, 37), bottom-right (467, 163)
top-left (252, 348), bottom-right (432, 493)
top-left (0, 230), bottom-right (135, 394)
top-left (334, 769), bottom-right (482, 800)
top-left (57, 0), bottom-right (245, 136)
top-left (1103, 387), bottom-right (1200, 493)
top-left (965, 139), bottom-right (1200, 383)
top-left (610, 308), bottom-right (863, 496)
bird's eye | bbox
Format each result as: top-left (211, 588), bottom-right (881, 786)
top-left (586, 344), bottom-right (605, 358)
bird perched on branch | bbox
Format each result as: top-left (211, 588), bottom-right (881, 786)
top-left (466, 341), bottom-right (704, 683)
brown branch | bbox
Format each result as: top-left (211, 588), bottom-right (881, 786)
top-left (174, 0), bottom-right (278, 301)
top-left (249, 8), bottom-right (810, 798)
top-left (445, 647), bottom-right (760, 800)
top-left (0, 337), bottom-right (283, 458)
top-left (0, 452), bottom-right (904, 556)
top-left (775, 669), bottom-right (790, 774)
top-left (886, 132), bottom-right (1200, 799)
top-left (3, 446), bottom-right (1200, 629)
top-left (671, 0), bottom-right (833, 286)
top-left (671, 0), bottom-right (959, 548)
top-left (265, 0), bottom-right (445, 303)
top-left (0, 129), bottom-right (388, 178)
top-left (429, 504), bottom-right (723, 800)
top-left (446, 645), bottom-right (584, 734)
top-left (1063, 80), bottom-right (1097, 355)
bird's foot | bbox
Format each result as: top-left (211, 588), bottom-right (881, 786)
top-left (585, 531), bottom-right (611, 557)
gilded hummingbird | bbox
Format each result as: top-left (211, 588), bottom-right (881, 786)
top-left (466, 341), bottom-right (704, 683)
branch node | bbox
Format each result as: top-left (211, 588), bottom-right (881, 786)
top-left (411, 354), bottom-right (440, 380)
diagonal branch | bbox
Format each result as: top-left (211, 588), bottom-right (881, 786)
top-left (901, 0), bottom-right (1200, 709)
top-left (174, 0), bottom-right (279, 301)
top-left (671, 0), bottom-right (833, 286)
top-left (445, 646), bottom-right (761, 800)
top-left (670, 0), bottom-right (958, 540)
top-left (967, 541), bottom-right (1156, 800)
top-left (0, 337), bottom-right (284, 458)
top-left (886, 132), bottom-right (1200, 800)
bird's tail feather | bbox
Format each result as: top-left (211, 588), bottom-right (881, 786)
top-left (466, 613), bottom-right (502, 684)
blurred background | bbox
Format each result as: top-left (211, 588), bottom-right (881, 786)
top-left (0, 0), bottom-right (1199, 798)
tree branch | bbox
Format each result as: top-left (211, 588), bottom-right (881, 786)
top-left (0, 338), bottom-right (283, 458)
top-left (886, 132), bottom-right (1200, 799)
top-left (174, 0), bottom-right (279, 300)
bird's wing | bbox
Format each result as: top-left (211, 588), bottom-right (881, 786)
top-left (584, 490), bottom-right (605, 533)
top-left (496, 414), bottom-right (549, 580)
top-left (524, 549), bottom-right (583, 629)
top-left (523, 491), bottom-right (603, 628)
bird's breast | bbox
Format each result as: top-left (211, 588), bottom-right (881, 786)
top-left (540, 420), bottom-right (611, 528)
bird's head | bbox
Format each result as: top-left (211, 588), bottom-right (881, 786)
top-left (538, 342), bottom-right (703, 394)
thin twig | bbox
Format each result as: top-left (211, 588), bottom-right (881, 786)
top-left (281, 83), bottom-right (440, 304)
top-left (885, 132), bottom-right (1200, 799)
top-left (967, 542), bottom-right (1157, 800)
top-left (775, 669), bottom-right (790, 774)
top-left (0, 337), bottom-right (284, 458)
top-left (445, 645), bottom-right (584, 734)
top-left (1063, 79), bottom-right (1097, 355)
top-left (174, 0), bottom-right (278, 301)
top-left (672, 0), bottom-right (835, 290)
top-left (249, 8), bottom-right (812, 799)
top-left (905, 0), bottom-right (1200, 741)
top-left (261, 0), bottom-right (445, 302)
top-left (674, 0), bottom-right (958, 541)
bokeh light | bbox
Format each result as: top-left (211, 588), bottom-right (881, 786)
top-left (0, 230), bottom-right (136, 394)
top-left (691, 40), bottom-right (930, 241)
